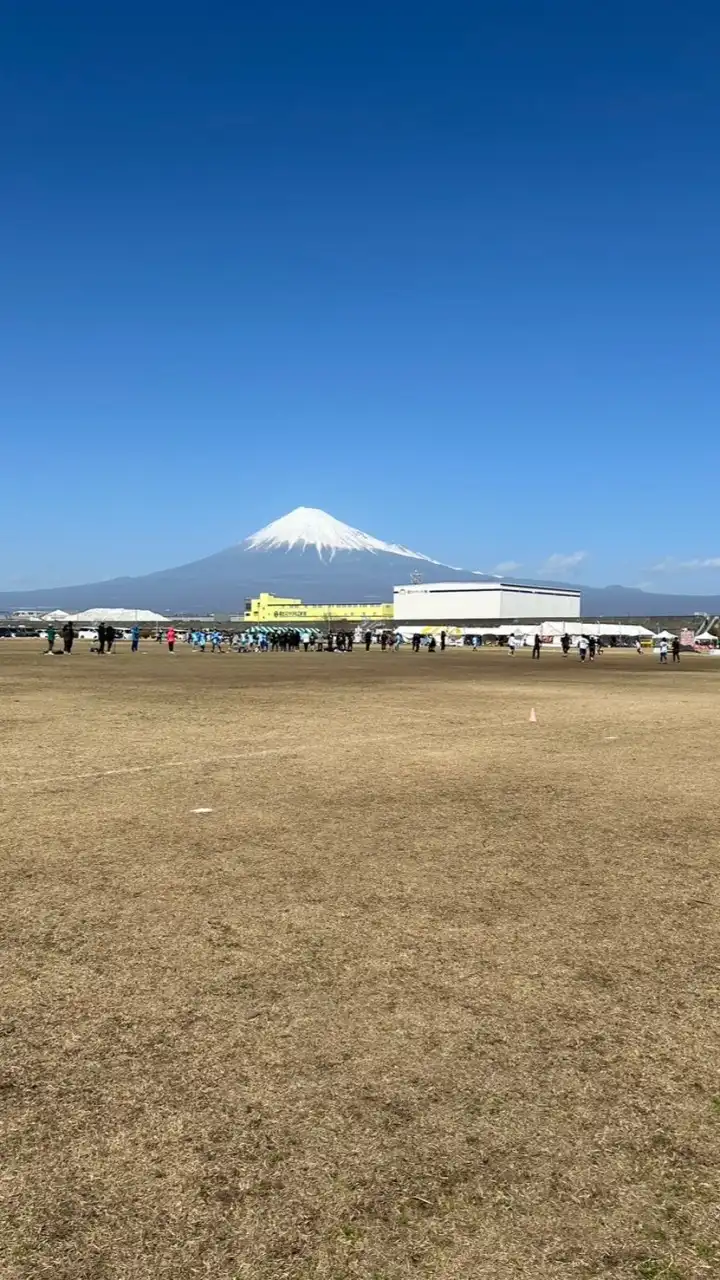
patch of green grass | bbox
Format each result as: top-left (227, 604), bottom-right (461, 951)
top-left (635, 1261), bottom-right (684, 1280)
top-left (339, 1223), bottom-right (361, 1241)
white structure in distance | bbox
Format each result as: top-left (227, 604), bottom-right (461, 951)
top-left (61, 608), bottom-right (170, 624)
top-left (393, 581), bottom-right (581, 624)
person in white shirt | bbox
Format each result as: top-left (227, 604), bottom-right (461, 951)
top-left (578, 637), bottom-right (589, 661)
top-left (507, 635), bottom-right (517, 655)
top-left (659, 640), bottom-right (669, 663)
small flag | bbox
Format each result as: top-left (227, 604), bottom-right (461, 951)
top-left (529, 707), bottom-right (537, 723)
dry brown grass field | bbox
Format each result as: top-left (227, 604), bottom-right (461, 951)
top-left (1, 638), bottom-right (719, 1280)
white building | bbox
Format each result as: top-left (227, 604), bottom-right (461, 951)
top-left (393, 581), bottom-right (581, 624)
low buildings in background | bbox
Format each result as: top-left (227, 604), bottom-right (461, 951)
top-left (241, 592), bottom-right (393, 624)
top-left (393, 580), bottom-right (581, 625)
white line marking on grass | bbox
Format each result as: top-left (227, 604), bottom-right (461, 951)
top-left (0, 746), bottom-right (295, 791)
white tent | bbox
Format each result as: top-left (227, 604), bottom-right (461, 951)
top-left (42, 609), bottom-right (71, 621)
top-left (66, 607), bottom-right (169, 623)
top-left (464, 621), bottom-right (655, 640)
top-left (694, 631), bottom-right (717, 643)
top-left (562, 622), bottom-right (654, 638)
top-left (654, 629), bottom-right (677, 640)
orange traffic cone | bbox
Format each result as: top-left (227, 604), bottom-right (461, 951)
top-left (529, 707), bottom-right (537, 723)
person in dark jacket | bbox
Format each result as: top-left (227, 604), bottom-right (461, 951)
top-left (532, 634), bottom-right (541, 659)
top-left (672, 637), bottom-right (681, 663)
top-left (97, 622), bottom-right (107, 654)
top-left (105, 624), bottom-right (116, 652)
top-left (62, 621), bottom-right (74, 654)
top-left (364, 631), bottom-right (372, 651)
top-left (440, 630), bottom-right (446, 651)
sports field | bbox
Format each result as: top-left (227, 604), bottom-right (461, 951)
top-left (1, 640), bottom-right (719, 1280)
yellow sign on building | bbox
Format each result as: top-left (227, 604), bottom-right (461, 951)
top-left (242, 592), bottom-right (393, 624)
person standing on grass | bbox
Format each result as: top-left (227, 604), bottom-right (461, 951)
top-left (659, 639), bottom-right (668, 663)
top-left (532, 633), bottom-right (541, 659)
top-left (561, 633), bottom-right (570, 656)
top-left (167, 626), bottom-right (176, 653)
top-left (62, 621), bottom-right (74, 654)
top-left (364, 630), bottom-right (372, 651)
top-left (130, 624), bottom-right (140, 653)
top-left (440, 630), bottom-right (446, 651)
top-left (672, 637), bottom-right (681, 663)
top-left (106, 624), bottom-right (116, 652)
top-left (507, 635), bottom-right (517, 656)
top-left (46, 624), bottom-right (56, 654)
top-left (97, 621), bottom-right (106, 654)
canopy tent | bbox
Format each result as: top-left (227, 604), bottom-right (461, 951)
top-left (653, 629), bottom-right (677, 640)
top-left (66, 607), bottom-right (170, 623)
top-left (463, 624), bottom-right (539, 637)
top-left (395, 625), bottom-right (463, 637)
top-left (241, 624), bottom-right (322, 636)
top-left (694, 631), bottom-right (718, 643)
top-left (540, 621), bottom-right (654, 638)
top-left (42, 609), bottom-right (71, 621)
top-left (461, 621), bottom-right (655, 640)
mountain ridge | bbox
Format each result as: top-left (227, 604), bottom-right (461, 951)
top-left (1, 507), bottom-right (719, 617)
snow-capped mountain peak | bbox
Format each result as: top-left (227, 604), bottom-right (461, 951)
top-left (245, 506), bottom-right (439, 562)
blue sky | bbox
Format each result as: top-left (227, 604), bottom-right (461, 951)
top-left (2, 0), bottom-right (720, 592)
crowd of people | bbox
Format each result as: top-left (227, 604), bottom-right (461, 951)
top-left (43, 622), bottom-right (687, 663)
top-left (503, 631), bottom-right (683, 662)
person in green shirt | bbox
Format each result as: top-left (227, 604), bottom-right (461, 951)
top-left (46, 625), bottom-right (56, 653)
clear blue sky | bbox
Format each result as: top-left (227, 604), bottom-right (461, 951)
top-left (2, 0), bottom-right (720, 591)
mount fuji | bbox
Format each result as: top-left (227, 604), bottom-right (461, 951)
top-left (0, 508), bottom-right (483, 614)
top-left (2, 506), bottom-right (720, 617)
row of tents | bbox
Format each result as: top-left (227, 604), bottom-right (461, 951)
top-left (397, 622), bottom-right (718, 645)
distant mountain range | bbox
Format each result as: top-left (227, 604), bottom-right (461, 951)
top-left (1, 507), bottom-right (719, 617)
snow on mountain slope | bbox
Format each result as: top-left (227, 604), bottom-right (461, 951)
top-left (245, 507), bottom-right (440, 562)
